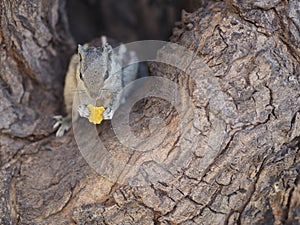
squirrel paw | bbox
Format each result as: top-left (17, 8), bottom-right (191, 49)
top-left (78, 104), bottom-right (113, 120)
top-left (103, 107), bottom-right (113, 120)
top-left (78, 104), bottom-right (90, 118)
top-left (53, 115), bottom-right (72, 137)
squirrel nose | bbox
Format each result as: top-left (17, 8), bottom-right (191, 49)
top-left (88, 90), bottom-right (99, 99)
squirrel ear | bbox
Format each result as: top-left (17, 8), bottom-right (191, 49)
top-left (78, 44), bottom-right (86, 56)
top-left (101, 36), bottom-right (107, 46)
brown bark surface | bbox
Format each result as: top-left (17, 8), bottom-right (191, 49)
top-left (0, 0), bottom-right (300, 225)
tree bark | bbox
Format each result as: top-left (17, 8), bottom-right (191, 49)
top-left (0, 0), bottom-right (299, 225)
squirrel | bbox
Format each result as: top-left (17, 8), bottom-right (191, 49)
top-left (54, 36), bottom-right (142, 137)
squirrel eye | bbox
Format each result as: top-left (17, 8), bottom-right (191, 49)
top-left (104, 71), bottom-right (109, 80)
top-left (79, 72), bottom-right (83, 80)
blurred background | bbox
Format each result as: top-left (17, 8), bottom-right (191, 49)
top-left (65, 0), bottom-right (208, 44)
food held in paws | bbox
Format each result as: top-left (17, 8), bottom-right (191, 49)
top-left (87, 104), bottom-right (105, 124)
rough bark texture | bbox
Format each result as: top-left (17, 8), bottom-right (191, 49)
top-left (0, 0), bottom-right (300, 225)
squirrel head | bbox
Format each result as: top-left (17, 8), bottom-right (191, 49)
top-left (77, 38), bottom-right (114, 99)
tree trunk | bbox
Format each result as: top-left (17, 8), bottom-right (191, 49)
top-left (0, 0), bottom-right (299, 224)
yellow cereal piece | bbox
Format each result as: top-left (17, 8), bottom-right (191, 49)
top-left (87, 104), bottom-right (105, 124)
